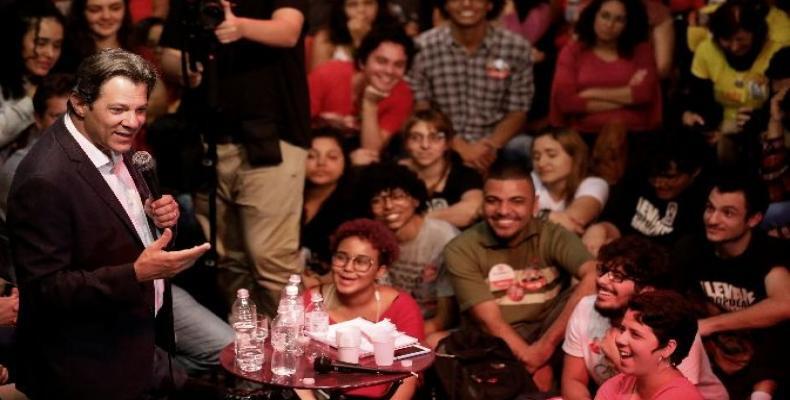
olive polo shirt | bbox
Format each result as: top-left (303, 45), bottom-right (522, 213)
top-left (444, 220), bottom-right (592, 326)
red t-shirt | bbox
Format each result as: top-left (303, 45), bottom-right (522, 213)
top-left (306, 288), bottom-right (425, 398)
top-left (550, 40), bottom-right (662, 133)
top-left (596, 373), bottom-right (704, 400)
top-left (308, 60), bottom-right (413, 136)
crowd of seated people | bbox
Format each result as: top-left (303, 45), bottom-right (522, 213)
top-left (0, 0), bottom-right (789, 399)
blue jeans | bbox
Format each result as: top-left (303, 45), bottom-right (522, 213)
top-left (172, 285), bottom-right (234, 374)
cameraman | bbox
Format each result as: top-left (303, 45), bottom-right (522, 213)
top-left (159, 0), bottom-right (310, 316)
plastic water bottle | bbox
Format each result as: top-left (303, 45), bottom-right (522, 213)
top-left (282, 275), bottom-right (306, 354)
top-left (305, 292), bottom-right (329, 361)
top-left (271, 286), bottom-right (300, 376)
top-left (281, 274), bottom-right (305, 310)
top-left (232, 289), bottom-right (262, 372)
top-left (305, 292), bottom-right (329, 337)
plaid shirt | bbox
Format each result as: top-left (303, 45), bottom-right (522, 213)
top-left (407, 25), bottom-right (534, 142)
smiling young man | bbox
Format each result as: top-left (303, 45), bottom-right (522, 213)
top-left (309, 26), bottom-right (415, 158)
top-left (358, 163), bottom-right (459, 341)
top-left (672, 174), bottom-right (790, 400)
top-left (407, 0), bottom-right (533, 173)
top-left (443, 160), bottom-right (597, 391)
top-left (561, 236), bottom-right (727, 400)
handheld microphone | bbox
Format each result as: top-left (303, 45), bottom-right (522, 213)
top-left (131, 151), bottom-right (162, 200)
top-left (313, 356), bottom-right (403, 375)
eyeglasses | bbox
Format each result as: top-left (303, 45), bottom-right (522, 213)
top-left (596, 263), bottom-right (631, 283)
top-left (406, 131), bottom-right (446, 144)
top-left (331, 252), bottom-right (376, 273)
top-left (370, 189), bottom-right (411, 208)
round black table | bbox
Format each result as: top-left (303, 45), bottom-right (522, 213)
top-left (220, 341), bottom-right (435, 399)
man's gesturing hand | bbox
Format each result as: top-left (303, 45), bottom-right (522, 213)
top-left (133, 229), bottom-right (211, 282)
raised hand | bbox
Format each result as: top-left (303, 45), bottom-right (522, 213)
top-left (133, 228), bottom-right (211, 281)
top-left (215, 0), bottom-right (244, 44)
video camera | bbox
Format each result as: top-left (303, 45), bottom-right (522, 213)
top-left (180, 0), bottom-right (225, 70)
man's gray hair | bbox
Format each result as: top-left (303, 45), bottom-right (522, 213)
top-left (71, 48), bottom-right (158, 106)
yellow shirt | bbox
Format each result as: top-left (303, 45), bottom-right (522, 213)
top-left (691, 38), bottom-right (785, 123)
top-left (767, 7), bottom-right (790, 45)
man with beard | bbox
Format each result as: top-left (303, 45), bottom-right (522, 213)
top-left (561, 236), bottom-right (727, 400)
top-left (673, 174), bottom-right (790, 400)
top-left (444, 160), bottom-right (596, 391)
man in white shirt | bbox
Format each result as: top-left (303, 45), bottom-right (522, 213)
top-left (7, 49), bottom-right (210, 400)
top-left (561, 235), bottom-right (728, 400)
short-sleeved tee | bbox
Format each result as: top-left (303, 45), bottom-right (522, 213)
top-left (385, 218), bottom-right (459, 319)
top-left (595, 374), bottom-right (704, 400)
top-left (159, 0), bottom-right (310, 148)
top-left (407, 25), bottom-right (534, 142)
top-left (601, 178), bottom-right (707, 249)
top-left (673, 233), bottom-right (788, 313)
top-left (444, 220), bottom-right (592, 326)
top-left (426, 153), bottom-right (483, 212)
top-left (319, 285), bottom-right (425, 398)
top-left (564, 296), bottom-right (728, 399)
top-left (309, 60), bottom-right (413, 136)
top-left (673, 233), bottom-right (788, 398)
top-left (690, 38), bottom-right (785, 124)
top-left (532, 172), bottom-right (609, 212)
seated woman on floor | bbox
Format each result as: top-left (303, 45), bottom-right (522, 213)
top-left (399, 108), bottom-right (483, 229)
top-left (595, 290), bottom-right (703, 400)
top-left (531, 127), bottom-right (609, 235)
top-left (299, 219), bottom-right (424, 400)
top-left (550, 0), bottom-right (662, 141)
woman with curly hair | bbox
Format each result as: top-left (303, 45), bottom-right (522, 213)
top-left (550, 0), bottom-right (662, 137)
top-left (301, 218), bottom-right (424, 400)
top-left (0, 0), bottom-right (65, 148)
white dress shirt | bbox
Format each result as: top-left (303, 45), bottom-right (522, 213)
top-left (65, 113), bottom-right (164, 315)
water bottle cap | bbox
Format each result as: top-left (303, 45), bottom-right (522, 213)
top-left (285, 285), bottom-right (298, 296)
top-left (289, 274), bottom-right (301, 283)
top-left (237, 288), bottom-right (249, 298)
top-left (311, 292), bottom-right (323, 302)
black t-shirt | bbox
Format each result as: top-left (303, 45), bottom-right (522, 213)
top-left (672, 232), bottom-right (788, 395)
top-left (160, 0), bottom-right (310, 149)
top-left (426, 153), bottom-right (483, 212)
top-left (601, 177), bottom-right (707, 249)
top-left (301, 181), bottom-right (353, 270)
top-left (673, 232), bottom-right (788, 313)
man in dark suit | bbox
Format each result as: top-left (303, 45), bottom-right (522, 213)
top-left (7, 49), bottom-right (210, 400)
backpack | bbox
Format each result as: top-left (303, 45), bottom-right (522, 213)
top-left (433, 327), bottom-right (527, 400)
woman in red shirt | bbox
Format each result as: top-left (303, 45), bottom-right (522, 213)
top-left (301, 219), bottom-right (425, 400)
top-left (550, 0), bottom-right (662, 137)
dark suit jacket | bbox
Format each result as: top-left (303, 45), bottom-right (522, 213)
top-left (7, 117), bottom-right (162, 400)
